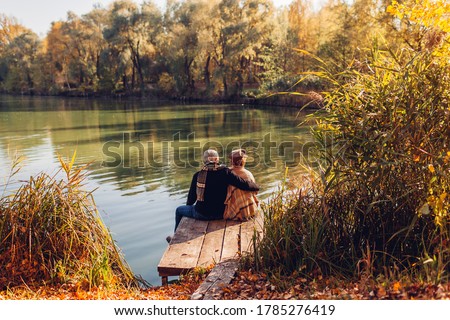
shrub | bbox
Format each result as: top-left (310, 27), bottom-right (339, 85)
top-left (0, 156), bottom-right (137, 289)
top-left (253, 172), bottom-right (345, 276)
top-left (157, 72), bottom-right (177, 97)
top-left (254, 44), bottom-right (450, 281)
top-left (260, 74), bottom-right (326, 93)
top-left (315, 46), bottom-right (449, 272)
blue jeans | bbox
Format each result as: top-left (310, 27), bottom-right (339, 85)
top-left (175, 205), bottom-right (212, 231)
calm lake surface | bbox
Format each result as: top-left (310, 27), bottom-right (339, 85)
top-left (0, 95), bottom-right (313, 284)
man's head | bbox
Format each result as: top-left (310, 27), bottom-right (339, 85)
top-left (203, 149), bottom-right (219, 164)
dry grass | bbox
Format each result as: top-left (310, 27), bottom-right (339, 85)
top-left (0, 154), bottom-right (137, 289)
top-left (252, 45), bottom-right (449, 283)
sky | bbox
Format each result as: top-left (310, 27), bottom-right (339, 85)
top-left (0, 0), bottom-right (309, 37)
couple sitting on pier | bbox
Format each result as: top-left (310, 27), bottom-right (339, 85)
top-left (173, 149), bottom-right (260, 231)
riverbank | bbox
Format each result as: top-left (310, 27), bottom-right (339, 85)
top-left (2, 271), bottom-right (449, 300)
top-left (0, 88), bottom-right (323, 109)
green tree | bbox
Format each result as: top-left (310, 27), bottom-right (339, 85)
top-left (2, 32), bottom-right (40, 93)
top-left (104, 0), bottom-right (162, 95)
top-left (78, 7), bottom-right (109, 90)
top-left (0, 14), bottom-right (36, 91)
top-left (237, 0), bottom-right (274, 94)
top-left (311, 0), bottom-right (381, 71)
top-left (210, 0), bottom-right (274, 98)
top-left (160, 0), bottom-right (203, 96)
top-left (60, 11), bottom-right (109, 91)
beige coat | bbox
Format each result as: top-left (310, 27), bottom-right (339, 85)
top-left (223, 167), bottom-right (259, 221)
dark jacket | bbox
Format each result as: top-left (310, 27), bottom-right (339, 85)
top-left (186, 167), bottom-right (260, 219)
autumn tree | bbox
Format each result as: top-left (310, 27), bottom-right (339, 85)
top-left (59, 11), bottom-right (110, 91)
top-left (256, 0), bottom-right (319, 93)
top-left (209, 0), bottom-right (274, 98)
top-left (0, 14), bottom-right (40, 93)
top-left (160, 0), bottom-right (205, 96)
top-left (44, 10), bottom-right (108, 92)
top-left (313, 0), bottom-right (354, 70)
top-left (77, 7), bottom-right (109, 90)
top-left (45, 20), bottom-right (77, 90)
top-left (308, 0), bottom-right (391, 71)
top-left (237, 0), bottom-right (274, 94)
top-left (386, 0), bottom-right (450, 52)
top-left (3, 0), bottom-right (412, 98)
top-left (159, 0), bottom-right (275, 99)
top-left (286, 0), bottom-right (314, 72)
top-left (193, 0), bottom-right (222, 94)
top-left (103, 0), bottom-right (162, 95)
top-left (0, 14), bottom-right (29, 54)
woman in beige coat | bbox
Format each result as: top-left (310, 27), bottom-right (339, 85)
top-left (223, 149), bottom-right (259, 221)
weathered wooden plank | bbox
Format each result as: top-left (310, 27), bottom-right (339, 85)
top-left (197, 219), bottom-right (227, 267)
top-left (191, 260), bottom-right (239, 300)
top-left (158, 212), bottom-right (263, 285)
top-left (157, 217), bottom-right (208, 277)
top-left (220, 220), bottom-right (241, 262)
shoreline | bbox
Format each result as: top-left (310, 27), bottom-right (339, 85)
top-left (0, 90), bottom-right (323, 109)
top-left (2, 272), bottom-right (449, 300)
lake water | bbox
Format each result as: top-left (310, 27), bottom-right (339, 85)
top-left (0, 95), bottom-right (313, 285)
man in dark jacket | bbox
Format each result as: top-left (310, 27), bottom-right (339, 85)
top-left (173, 149), bottom-right (260, 230)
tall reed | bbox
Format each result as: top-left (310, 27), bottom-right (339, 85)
top-left (253, 44), bottom-right (450, 282)
top-left (0, 155), bottom-right (137, 289)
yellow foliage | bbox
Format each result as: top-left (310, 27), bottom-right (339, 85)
top-left (426, 192), bottom-right (449, 226)
top-left (388, 0), bottom-right (450, 33)
top-left (387, 1), bottom-right (450, 228)
top-left (157, 72), bottom-right (176, 95)
top-left (388, 0), bottom-right (450, 56)
top-left (444, 151), bottom-right (450, 164)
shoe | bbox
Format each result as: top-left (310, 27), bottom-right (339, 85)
top-left (166, 235), bottom-right (173, 243)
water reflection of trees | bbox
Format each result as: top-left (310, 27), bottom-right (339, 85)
top-left (0, 96), bottom-right (310, 196)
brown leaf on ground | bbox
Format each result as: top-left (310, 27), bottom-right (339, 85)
top-left (219, 271), bottom-right (450, 300)
top-left (0, 270), bottom-right (208, 300)
top-left (1, 270), bottom-right (449, 300)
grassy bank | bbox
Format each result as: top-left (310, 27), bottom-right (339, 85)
top-left (0, 155), bottom-right (137, 290)
top-left (2, 265), bottom-right (449, 300)
top-left (249, 43), bottom-right (449, 286)
top-left (0, 270), bottom-right (208, 300)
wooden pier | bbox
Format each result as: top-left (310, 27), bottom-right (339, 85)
top-left (157, 214), bottom-right (263, 287)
